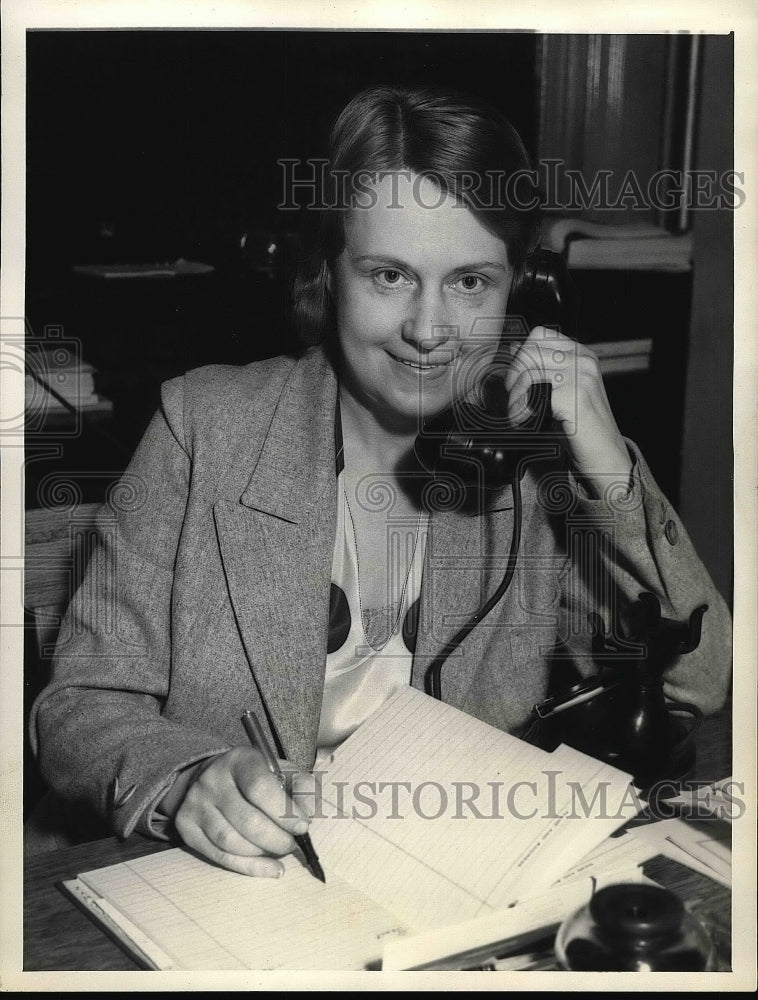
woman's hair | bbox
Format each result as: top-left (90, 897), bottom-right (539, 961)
top-left (291, 84), bottom-right (541, 345)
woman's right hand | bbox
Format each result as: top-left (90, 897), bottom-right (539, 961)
top-left (172, 747), bottom-right (312, 877)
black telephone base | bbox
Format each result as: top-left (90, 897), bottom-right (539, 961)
top-left (525, 684), bottom-right (701, 793)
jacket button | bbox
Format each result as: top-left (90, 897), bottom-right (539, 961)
top-left (111, 776), bottom-right (137, 809)
top-left (664, 519), bottom-right (679, 545)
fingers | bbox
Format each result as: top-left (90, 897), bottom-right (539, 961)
top-left (504, 326), bottom-right (578, 391)
top-left (502, 367), bottom-right (551, 426)
top-left (503, 326), bottom-right (601, 428)
top-left (502, 326), bottom-right (632, 489)
top-left (291, 768), bottom-right (321, 821)
top-left (231, 754), bottom-right (311, 838)
top-left (178, 810), bottom-right (285, 878)
top-left (173, 747), bottom-right (312, 877)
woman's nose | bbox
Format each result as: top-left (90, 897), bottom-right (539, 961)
top-left (401, 294), bottom-right (456, 352)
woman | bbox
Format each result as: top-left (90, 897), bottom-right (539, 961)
top-left (30, 85), bottom-right (731, 874)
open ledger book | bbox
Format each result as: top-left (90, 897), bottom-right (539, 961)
top-left (61, 687), bottom-right (644, 970)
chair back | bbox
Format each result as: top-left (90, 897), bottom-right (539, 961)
top-left (25, 503), bottom-right (102, 656)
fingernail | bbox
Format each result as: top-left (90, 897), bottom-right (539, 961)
top-left (293, 819), bottom-right (308, 835)
top-left (264, 864), bottom-right (283, 879)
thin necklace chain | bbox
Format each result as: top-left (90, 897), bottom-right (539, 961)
top-left (342, 483), bottom-right (424, 649)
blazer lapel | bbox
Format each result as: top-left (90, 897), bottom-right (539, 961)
top-left (214, 350), bottom-right (339, 770)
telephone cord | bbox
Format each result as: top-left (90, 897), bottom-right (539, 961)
top-left (423, 471), bottom-right (523, 700)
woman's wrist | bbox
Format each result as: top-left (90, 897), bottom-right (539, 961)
top-left (573, 445), bottom-right (634, 500)
top-left (157, 754), bottom-right (225, 820)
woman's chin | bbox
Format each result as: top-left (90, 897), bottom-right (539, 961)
top-left (388, 393), bottom-right (455, 432)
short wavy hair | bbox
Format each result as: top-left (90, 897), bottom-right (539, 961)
top-left (291, 84), bottom-right (541, 345)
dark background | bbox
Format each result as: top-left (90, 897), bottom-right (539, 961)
top-left (27, 30), bottom-right (538, 273)
top-left (26, 30), bottom-right (540, 461)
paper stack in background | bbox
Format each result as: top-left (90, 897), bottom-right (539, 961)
top-left (25, 343), bottom-right (111, 416)
top-left (541, 216), bottom-right (693, 272)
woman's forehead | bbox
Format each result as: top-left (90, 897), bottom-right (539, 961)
top-left (342, 172), bottom-right (509, 266)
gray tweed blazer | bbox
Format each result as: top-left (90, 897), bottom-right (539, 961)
top-left (30, 346), bottom-right (732, 838)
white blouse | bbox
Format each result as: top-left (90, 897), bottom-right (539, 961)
top-left (315, 467), bottom-right (428, 769)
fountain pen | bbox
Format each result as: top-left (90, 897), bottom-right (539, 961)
top-left (241, 710), bottom-right (326, 883)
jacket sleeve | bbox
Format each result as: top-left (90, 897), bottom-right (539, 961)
top-left (29, 377), bottom-right (232, 839)
top-left (550, 440), bottom-right (732, 715)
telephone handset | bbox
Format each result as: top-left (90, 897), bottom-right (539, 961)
top-left (421, 248), bottom-right (578, 699)
top-left (414, 248), bottom-right (577, 491)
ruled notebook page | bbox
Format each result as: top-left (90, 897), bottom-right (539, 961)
top-left (78, 849), bottom-right (406, 970)
top-left (310, 686), bottom-right (636, 931)
top-left (74, 688), bottom-right (635, 969)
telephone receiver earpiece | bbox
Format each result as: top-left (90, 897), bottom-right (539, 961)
top-left (509, 247), bottom-right (578, 340)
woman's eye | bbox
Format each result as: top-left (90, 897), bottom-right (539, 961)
top-left (375, 269), bottom-right (409, 287)
top-left (455, 274), bottom-right (486, 293)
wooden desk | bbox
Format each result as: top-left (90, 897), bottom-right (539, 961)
top-left (24, 835), bottom-right (171, 971)
top-left (23, 709), bottom-right (733, 972)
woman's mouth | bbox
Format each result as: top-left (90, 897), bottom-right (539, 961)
top-left (388, 352), bottom-right (453, 372)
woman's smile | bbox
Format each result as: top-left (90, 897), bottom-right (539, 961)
top-left (386, 349), bottom-right (455, 374)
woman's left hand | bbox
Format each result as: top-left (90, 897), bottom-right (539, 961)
top-left (504, 326), bottom-right (633, 498)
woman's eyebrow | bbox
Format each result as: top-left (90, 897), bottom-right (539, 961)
top-left (448, 261), bottom-right (509, 275)
top-left (350, 254), bottom-right (409, 268)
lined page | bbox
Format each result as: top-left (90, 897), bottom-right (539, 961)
top-left (73, 688), bottom-right (636, 968)
top-left (310, 687), bottom-right (635, 930)
top-left (79, 849), bottom-right (406, 970)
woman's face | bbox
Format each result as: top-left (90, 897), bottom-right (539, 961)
top-left (330, 172), bottom-right (514, 432)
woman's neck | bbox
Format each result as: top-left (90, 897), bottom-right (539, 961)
top-left (338, 386), bottom-right (418, 472)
